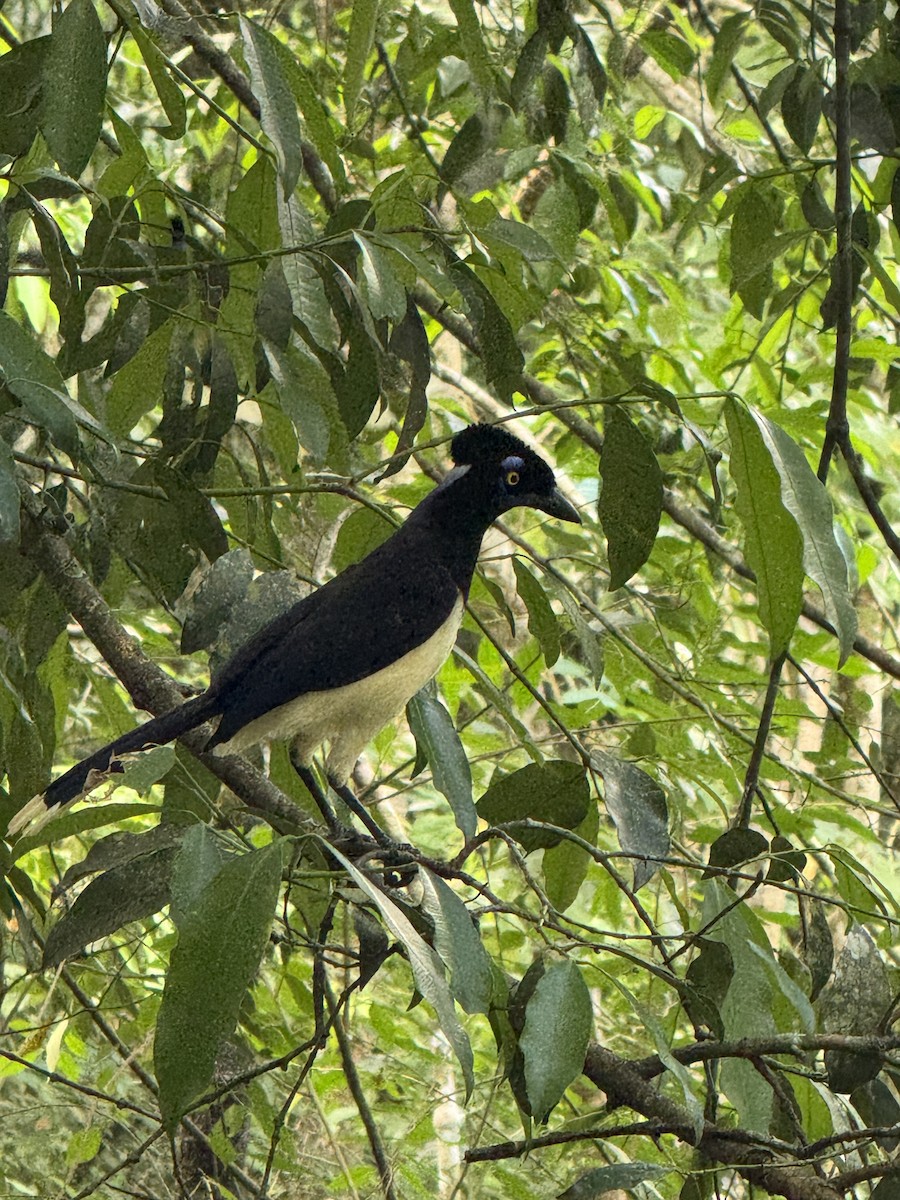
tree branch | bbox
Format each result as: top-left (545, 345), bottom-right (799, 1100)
top-left (18, 485), bottom-right (315, 830)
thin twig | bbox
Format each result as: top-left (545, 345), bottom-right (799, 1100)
top-left (736, 650), bottom-right (788, 828)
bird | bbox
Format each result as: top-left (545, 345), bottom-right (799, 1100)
top-left (9, 423), bottom-right (581, 841)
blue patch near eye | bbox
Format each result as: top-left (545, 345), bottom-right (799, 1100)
top-left (501, 455), bottom-right (525, 472)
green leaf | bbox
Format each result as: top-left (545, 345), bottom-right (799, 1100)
top-left (725, 399), bottom-right (804, 656)
top-left (240, 18), bottom-right (303, 197)
top-left (329, 845), bottom-right (475, 1098)
top-left (262, 341), bottom-right (333, 462)
top-left (41, 0), bottom-right (107, 178)
top-left (43, 841), bottom-right (179, 966)
top-left (0, 37), bottom-right (50, 159)
top-left (105, 318), bottom-right (177, 437)
top-left (598, 406), bottom-right (663, 590)
top-left (269, 42), bottom-right (346, 189)
top-left (782, 66), bottom-right (823, 155)
top-left (129, 22), bottom-right (185, 139)
top-left (593, 752), bottom-right (669, 891)
top-left (520, 960), bottom-right (593, 1122)
top-left (419, 868), bottom-right (493, 1014)
top-left (66, 1127), bottom-right (102, 1167)
top-left (354, 233), bottom-right (408, 322)
top-left (706, 13), bottom-right (747, 104)
top-left (542, 800), bottom-right (599, 912)
top-left (343, 0), bottom-right (379, 123)
top-left (0, 437), bottom-right (20, 545)
top-left (447, 258), bottom-right (524, 399)
top-left (0, 310), bottom-right (80, 454)
top-left (560, 1162), bottom-right (669, 1200)
top-left (640, 30), bottom-right (696, 80)
top-left (181, 549), bottom-right (255, 655)
top-left (800, 178), bottom-right (834, 231)
top-left (449, 0), bottom-right (496, 97)
top-left (476, 761), bottom-right (590, 853)
top-left (749, 409), bottom-right (858, 663)
top-left (512, 558), bottom-right (560, 667)
top-left (154, 839), bottom-right (284, 1132)
top-left (169, 824), bottom-right (233, 924)
top-left (729, 188), bottom-right (775, 319)
top-left (407, 689), bottom-right (476, 840)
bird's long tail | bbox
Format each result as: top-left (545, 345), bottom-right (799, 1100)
top-left (7, 692), bottom-right (220, 837)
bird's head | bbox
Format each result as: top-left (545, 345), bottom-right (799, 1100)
top-left (445, 423), bottom-right (582, 525)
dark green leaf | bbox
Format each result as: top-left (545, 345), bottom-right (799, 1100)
top-left (706, 827), bottom-right (768, 873)
top-left (782, 67), bottom-right (823, 155)
top-left (419, 868), bottom-right (493, 1014)
top-left (725, 399), bottom-right (804, 656)
top-left (181, 549), bottom-right (255, 655)
top-left (729, 189), bottom-right (775, 318)
top-left (520, 960), bottom-right (593, 1121)
top-left (476, 760), bottom-right (590, 852)
top-left (0, 311), bottom-right (80, 454)
top-left (407, 689), bottom-right (476, 840)
top-left (750, 409), bottom-right (857, 662)
top-left (892, 165), bottom-right (900, 239)
top-left (594, 752), bottom-right (669, 890)
top-left (168, 824), bottom-right (234, 925)
top-left (560, 1162), bottom-right (670, 1200)
top-left (759, 62), bottom-right (800, 117)
top-left (262, 341), bottom-right (333, 461)
top-left (511, 29), bottom-right (548, 110)
top-left (0, 37), bottom-right (49, 159)
top-left (767, 834), bottom-right (806, 882)
top-left (334, 315), bottom-right (381, 438)
top-left (513, 558), bottom-right (560, 667)
top-left (447, 258), bottom-right (524, 399)
top-left (850, 1079), bottom-right (900, 1151)
top-left (706, 13), bottom-right (746, 104)
top-left (269, 41), bottom-right (346, 189)
top-left (850, 83), bottom-right (896, 154)
top-left (574, 25), bottom-right (607, 112)
top-left (380, 299), bottom-right (430, 479)
top-left (0, 437), bottom-right (20, 545)
top-left (542, 801), bottom-right (599, 912)
top-left (819, 923), bottom-right (889, 1089)
top-left (343, 0), bottom-right (378, 122)
top-left (800, 178), bottom-right (834, 231)
top-left (598, 406), bottom-right (663, 590)
top-left (129, 22), bottom-right (186, 139)
top-left (354, 234), bottom-right (408, 322)
top-left (41, 0), bottom-right (107, 178)
top-left (684, 938), bottom-right (734, 1038)
top-left (449, 0), bottom-right (496, 97)
top-left (241, 18), bottom-right (303, 196)
top-left (154, 840), bottom-right (284, 1131)
top-left (105, 318), bottom-right (176, 436)
top-left (43, 842), bottom-right (179, 966)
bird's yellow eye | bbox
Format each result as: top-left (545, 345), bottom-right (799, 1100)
top-left (506, 469), bottom-right (520, 486)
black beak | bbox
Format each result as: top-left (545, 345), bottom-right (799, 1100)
top-left (531, 487), bottom-right (582, 524)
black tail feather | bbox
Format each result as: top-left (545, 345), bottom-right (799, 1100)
top-left (9, 692), bottom-right (220, 836)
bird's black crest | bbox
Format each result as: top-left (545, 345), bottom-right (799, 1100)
top-left (450, 423), bottom-right (531, 466)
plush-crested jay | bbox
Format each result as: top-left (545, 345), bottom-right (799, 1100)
top-left (9, 424), bottom-right (580, 839)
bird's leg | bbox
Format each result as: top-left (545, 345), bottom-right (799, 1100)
top-left (328, 777), bottom-right (393, 846)
top-left (290, 753), bottom-right (391, 845)
top-left (290, 753), bottom-right (341, 831)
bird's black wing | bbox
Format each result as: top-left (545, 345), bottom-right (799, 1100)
top-left (207, 529), bottom-right (461, 747)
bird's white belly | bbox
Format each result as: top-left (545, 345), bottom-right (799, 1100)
top-left (217, 595), bottom-right (464, 781)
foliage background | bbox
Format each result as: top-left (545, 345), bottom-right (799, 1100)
top-left (0, 0), bottom-right (899, 1196)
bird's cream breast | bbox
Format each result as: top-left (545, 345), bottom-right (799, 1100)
top-left (216, 595), bottom-right (464, 780)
